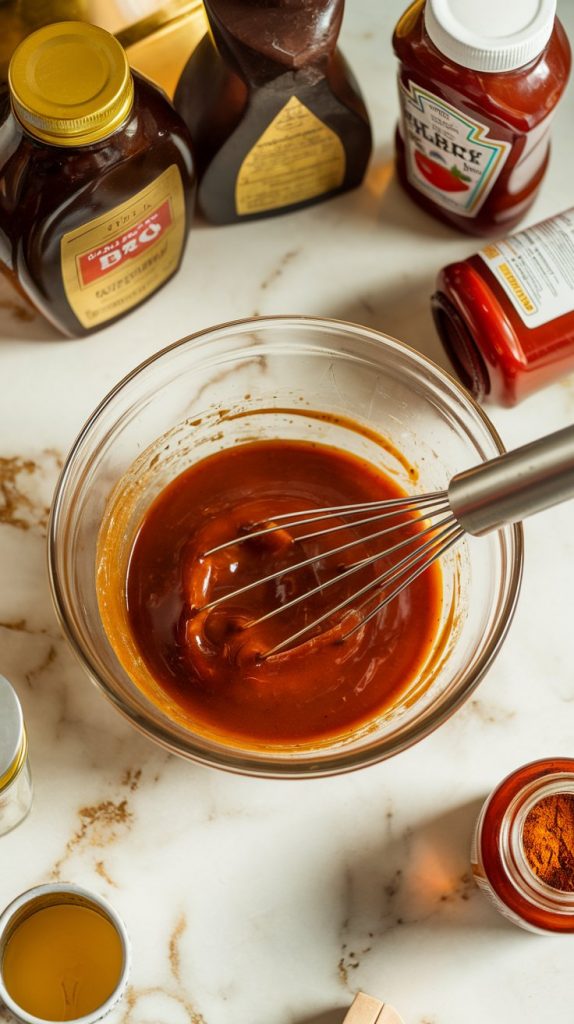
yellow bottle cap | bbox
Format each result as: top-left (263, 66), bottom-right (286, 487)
top-left (8, 21), bottom-right (135, 147)
top-left (0, 674), bottom-right (27, 792)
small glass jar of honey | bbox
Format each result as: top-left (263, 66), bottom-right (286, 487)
top-left (0, 21), bottom-right (195, 337)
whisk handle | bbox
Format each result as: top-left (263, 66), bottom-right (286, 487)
top-left (448, 423), bottom-right (574, 536)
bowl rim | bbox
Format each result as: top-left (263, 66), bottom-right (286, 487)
top-left (48, 314), bottom-right (524, 778)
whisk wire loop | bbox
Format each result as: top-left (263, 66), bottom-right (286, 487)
top-left (203, 491), bottom-right (449, 556)
top-left (263, 518), bottom-right (460, 657)
top-left (200, 504), bottom-right (451, 613)
top-left (265, 490), bottom-right (446, 522)
top-left (249, 512), bottom-right (457, 631)
top-left (194, 424), bottom-right (574, 657)
top-left (340, 524), bottom-right (464, 644)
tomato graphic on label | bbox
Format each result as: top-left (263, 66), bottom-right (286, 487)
top-left (414, 150), bottom-right (471, 193)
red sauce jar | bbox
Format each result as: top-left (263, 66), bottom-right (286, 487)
top-left (392, 0), bottom-right (571, 235)
top-left (432, 208), bottom-right (574, 405)
top-left (472, 759), bottom-right (574, 934)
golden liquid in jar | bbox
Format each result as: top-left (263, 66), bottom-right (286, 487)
top-left (2, 903), bottom-right (123, 1021)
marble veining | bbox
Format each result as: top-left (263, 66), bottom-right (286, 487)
top-left (1, 2), bottom-right (574, 1022)
top-left (0, 450), bottom-right (61, 533)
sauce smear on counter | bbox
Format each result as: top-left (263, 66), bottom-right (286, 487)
top-left (125, 440), bottom-right (442, 745)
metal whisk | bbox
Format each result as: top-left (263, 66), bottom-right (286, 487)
top-left (199, 424), bottom-right (574, 657)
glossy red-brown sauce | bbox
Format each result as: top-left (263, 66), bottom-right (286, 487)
top-left (125, 440), bottom-right (442, 745)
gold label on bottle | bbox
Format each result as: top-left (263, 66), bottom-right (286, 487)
top-left (61, 164), bottom-right (185, 329)
top-left (235, 96), bottom-right (345, 216)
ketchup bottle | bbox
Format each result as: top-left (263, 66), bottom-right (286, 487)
top-left (432, 208), bottom-right (574, 406)
top-left (392, 0), bottom-right (571, 236)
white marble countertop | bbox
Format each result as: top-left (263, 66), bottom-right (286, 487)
top-left (1, 2), bottom-right (574, 1022)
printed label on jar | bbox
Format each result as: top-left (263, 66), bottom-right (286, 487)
top-left (479, 209), bottom-right (574, 329)
top-left (235, 96), bottom-right (345, 216)
top-left (398, 81), bottom-right (510, 217)
top-left (61, 164), bottom-right (185, 329)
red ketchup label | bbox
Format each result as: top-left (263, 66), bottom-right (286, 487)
top-left (399, 81), bottom-right (510, 217)
top-left (78, 199), bottom-right (173, 286)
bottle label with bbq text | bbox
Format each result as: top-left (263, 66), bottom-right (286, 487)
top-left (398, 81), bottom-right (510, 217)
top-left (235, 96), bottom-right (345, 216)
top-left (479, 209), bottom-right (574, 329)
top-left (61, 164), bottom-right (185, 329)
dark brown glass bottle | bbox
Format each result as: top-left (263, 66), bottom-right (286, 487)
top-left (0, 21), bottom-right (195, 337)
top-left (174, 0), bottom-right (372, 224)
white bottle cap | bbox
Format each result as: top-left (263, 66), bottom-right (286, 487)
top-left (0, 675), bottom-right (25, 791)
top-left (424, 0), bottom-right (557, 73)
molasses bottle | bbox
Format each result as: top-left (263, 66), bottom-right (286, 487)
top-left (0, 21), bottom-right (195, 336)
top-left (174, 0), bottom-right (372, 224)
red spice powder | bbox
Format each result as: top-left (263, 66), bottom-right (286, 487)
top-left (523, 793), bottom-right (574, 892)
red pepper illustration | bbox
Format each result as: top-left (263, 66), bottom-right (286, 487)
top-left (414, 151), bottom-right (471, 192)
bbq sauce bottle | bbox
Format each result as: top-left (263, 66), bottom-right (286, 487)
top-left (0, 21), bottom-right (195, 337)
top-left (174, 0), bottom-right (372, 224)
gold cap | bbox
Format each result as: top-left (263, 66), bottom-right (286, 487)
top-left (8, 21), bottom-right (134, 147)
top-left (0, 728), bottom-right (28, 792)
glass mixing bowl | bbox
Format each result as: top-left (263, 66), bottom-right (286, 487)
top-left (48, 317), bottom-right (523, 777)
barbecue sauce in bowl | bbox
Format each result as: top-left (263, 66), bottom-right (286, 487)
top-left (99, 439), bottom-right (442, 748)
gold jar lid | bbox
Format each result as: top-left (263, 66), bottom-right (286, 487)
top-left (8, 21), bottom-right (134, 147)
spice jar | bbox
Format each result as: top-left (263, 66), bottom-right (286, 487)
top-left (0, 21), bottom-right (195, 337)
top-left (174, 0), bottom-right (372, 224)
top-left (432, 208), bottom-right (574, 406)
top-left (0, 675), bottom-right (32, 837)
top-left (392, 0), bottom-right (571, 235)
top-left (0, 883), bottom-right (130, 1024)
top-left (472, 758), bottom-right (574, 934)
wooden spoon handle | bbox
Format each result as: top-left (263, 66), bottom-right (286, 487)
top-left (378, 1006), bottom-right (405, 1024)
top-left (343, 993), bottom-right (405, 1024)
top-left (343, 993), bottom-right (384, 1024)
